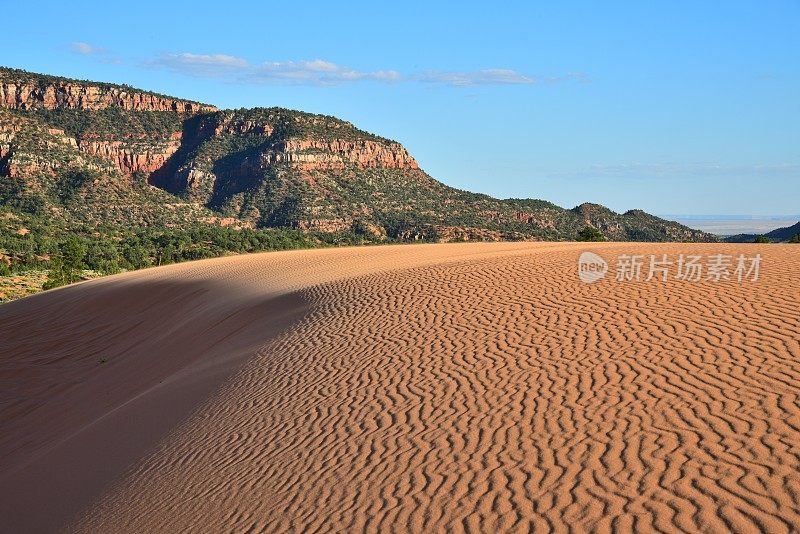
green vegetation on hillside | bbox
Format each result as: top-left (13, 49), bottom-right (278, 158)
top-left (220, 107), bottom-right (392, 143)
top-left (0, 65), bottom-right (721, 302)
top-left (0, 207), bottom-right (358, 299)
top-left (26, 108), bottom-right (183, 140)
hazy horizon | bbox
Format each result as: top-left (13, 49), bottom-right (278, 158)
top-left (664, 216), bottom-right (799, 236)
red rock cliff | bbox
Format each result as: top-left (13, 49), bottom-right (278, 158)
top-left (269, 138), bottom-right (419, 170)
top-left (0, 76), bottom-right (216, 113)
top-left (76, 132), bottom-right (183, 174)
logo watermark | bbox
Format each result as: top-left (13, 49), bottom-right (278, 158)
top-left (578, 252), bottom-right (609, 283)
top-left (578, 252), bottom-right (761, 284)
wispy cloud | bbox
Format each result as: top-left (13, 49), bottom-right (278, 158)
top-left (249, 60), bottom-right (401, 86)
top-left (414, 68), bottom-right (535, 86)
top-left (70, 41), bottom-right (105, 55)
top-left (145, 54), bottom-right (399, 86)
top-left (413, 69), bottom-right (589, 87)
top-left (146, 53), bottom-right (249, 77)
top-left (70, 41), bottom-right (122, 64)
top-left (143, 51), bottom-right (584, 88)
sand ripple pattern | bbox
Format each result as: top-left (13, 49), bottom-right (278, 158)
top-left (69, 244), bottom-right (800, 533)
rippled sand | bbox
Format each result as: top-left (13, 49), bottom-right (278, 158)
top-left (1, 243), bottom-right (798, 533)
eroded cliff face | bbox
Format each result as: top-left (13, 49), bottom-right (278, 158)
top-left (0, 111), bottom-right (181, 178)
top-left (0, 81), bottom-right (217, 113)
top-left (216, 137), bottom-right (419, 181)
top-left (203, 111), bottom-right (419, 171)
top-left (157, 110), bottom-right (424, 213)
top-left (147, 110), bottom-right (429, 231)
top-left (76, 132), bottom-right (183, 175)
top-left (266, 138), bottom-right (419, 170)
top-left (0, 69), bottom-right (215, 177)
top-left (0, 112), bottom-right (93, 179)
top-left (0, 68), bottom-right (216, 113)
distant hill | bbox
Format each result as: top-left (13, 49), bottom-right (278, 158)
top-left (725, 221), bottom-right (800, 243)
top-left (1, 66), bottom-right (715, 243)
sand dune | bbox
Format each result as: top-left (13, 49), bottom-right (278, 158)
top-left (1, 243), bottom-right (799, 533)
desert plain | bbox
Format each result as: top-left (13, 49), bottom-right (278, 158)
top-left (1, 242), bottom-right (798, 533)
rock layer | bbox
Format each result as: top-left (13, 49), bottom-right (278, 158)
top-left (265, 138), bottom-right (419, 170)
top-left (0, 81), bottom-right (216, 113)
top-left (76, 133), bottom-right (183, 175)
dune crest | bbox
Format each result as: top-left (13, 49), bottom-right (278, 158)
top-left (2, 243), bottom-right (799, 533)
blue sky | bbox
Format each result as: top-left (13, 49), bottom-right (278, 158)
top-left (6, 1), bottom-right (799, 215)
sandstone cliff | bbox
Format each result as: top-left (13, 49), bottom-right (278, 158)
top-left (0, 67), bottom-right (216, 113)
top-left (77, 133), bottom-right (183, 175)
top-left (266, 138), bottom-right (418, 170)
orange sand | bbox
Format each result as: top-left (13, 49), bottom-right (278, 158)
top-left (1, 242), bottom-right (798, 533)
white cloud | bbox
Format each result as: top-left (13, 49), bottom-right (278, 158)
top-left (147, 53), bottom-right (250, 77)
top-left (70, 41), bottom-right (122, 64)
top-left (178, 53), bottom-right (250, 69)
top-left (70, 41), bottom-right (105, 55)
top-left (249, 60), bottom-right (401, 85)
top-left (146, 54), bottom-right (402, 85)
top-left (144, 51), bottom-right (583, 88)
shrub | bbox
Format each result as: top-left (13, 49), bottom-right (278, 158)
top-left (61, 237), bottom-right (86, 273)
top-left (790, 233), bottom-right (800, 243)
top-left (57, 170), bottom-right (96, 204)
top-left (43, 237), bottom-right (86, 290)
top-left (577, 226), bottom-right (605, 242)
top-left (753, 236), bottom-right (770, 243)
